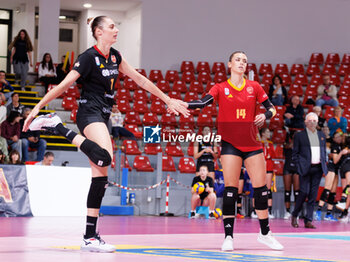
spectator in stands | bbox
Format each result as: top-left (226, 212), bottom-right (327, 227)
top-left (56, 55), bottom-right (70, 83)
top-left (322, 126), bottom-right (332, 143)
top-left (8, 149), bottom-right (23, 165)
top-left (268, 75), bottom-right (287, 106)
top-left (9, 29), bottom-right (33, 90)
top-left (38, 53), bottom-right (58, 93)
top-left (110, 102), bottom-right (135, 140)
top-left (1, 111), bottom-right (22, 158)
top-left (6, 93), bottom-right (24, 117)
top-left (20, 108), bottom-right (47, 162)
top-left (328, 106), bottom-right (347, 137)
top-left (0, 149), bottom-right (6, 164)
top-left (315, 74), bottom-right (338, 108)
top-left (312, 106), bottom-right (326, 130)
top-left (0, 70), bottom-right (15, 105)
top-left (284, 96), bottom-right (304, 129)
top-left (190, 164), bottom-right (217, 219)
top-left (35, 151), bottom-right (54, 166)
top-left (0, 128), bottom-right (9, 162)
top-left (0, 96), bottom-right (7, 124)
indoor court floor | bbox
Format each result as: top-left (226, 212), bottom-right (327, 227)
top-left (0, 216), bottom-right (349, 262)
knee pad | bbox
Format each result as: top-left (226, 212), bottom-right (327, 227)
top-left (80, 139), bottom-right (112, 167)
top-left (237, 193), bottom-right (243, 205)
top-left (294, 190), bottom-right (300, 200)
top-left (328, 192), bottom-right (336, 205)
top-left (87, 177), bottom-right (108, 209)
top-left (343, 185), bottom-right (350, 195)
top-left (253, 185), bottom-right (268, 210)
top-left (222, 187), bottom-right (238, 216)
top-left (320, 189), bottom-right (330, 202)
top-left (267, 189), bottom-right (272, 200)
top-left (284, 191), bottom-right (291, 203)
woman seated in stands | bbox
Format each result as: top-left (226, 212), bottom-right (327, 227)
top-left (268, 75), bottom-right (287, 106)
top-left (8, 149), bottom-right (23, 165)
top-left (38, 53), bottom-right (58, 93)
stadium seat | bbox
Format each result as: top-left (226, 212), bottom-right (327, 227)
top-left (118, 71), bottom-right (127, 81)
top-left (134, 100), bottom-right (149, 113)
top-left (197, 71), bottom-right (212, 83)
top-left (341, 53), bottom-right (350, 65)
top-left (259, 63), bottom-right (273, 75)
top-left (187, 142), bottom-right (194, 156)
top-left (25, 161), bottom-right (39, 165)
top-left (338, 96), bottom-right (350, 108)
top-left (133, 156), bottom-right (154, 171)
top-left (260, 83), bottom-right (269, 94)
top-left (302, 94), bottom-right (316, 110)
top-left (123, 77), bottom-right (138, 90)
top-left (288, 83), bottom-right (303, 97)
top-left (309, 53), bottom-right (324, 65)
top-left (125, 124), bottom-right (142, 138)
top-left (261, 73), bottom-right (273, 85)
top-left (202, 103), bottom-right (218, 116)
top-left (117, 88), bottom-right (132, 101)
top-left (156, 79), bottom-right (171, 93)
top-left (338, 64), bottom-right (350, 76)
top-left (197, 114), bottom-right (214, 128)
top-left (324, 107), bottom-right (335, 120)
top-left (142, 112), bottom-right (159, 126)
top-left (181, 70), bottom-right (196, 83)
top-left (196, 61), bottom-right (210, 73)
top-left (305, 84), bottom-right (318, 96)
top-left (310, 74), bottom-right (322, 85)
top-left (339, 84), bottom-right (350, 96)
top-left (123, 140), bottom-right (142, 155)
top-left (178, 125), bottom-right (194, 137)
top-left (269, 116), bottom-right (284, 130)
top-left (35, 62), bottom-right (40, 72)
top-left (212, 62), bottom-right (226, 74)
top-left (66, 85), bottom-right (80, 98)
top-left (144, 143), bottom-right (162, 155)
top-left (325, 53), bottom-right (340, 65)
top-left (329, 74), bottom-right (341, 86)
top-left (136, 68), bottom-right (147, 77)
top-left (165, 142), bottom-right (184, 157)
top-left (343, 107), bottom-right (350, 119)
top-left (280, 73), bottom-right (292, 86)
top-left (168, 90), bottom-right (182, 100)
top-left (252, 74), bottom-right (260, 82)
top-left (343, 75), bottom-right (350, 85)
top-left (245, 63), bottom-right (258, 75)
top-left (120, 155), bottom-right (132, 171)
top-left (178, 157), bottom-right (196, 173)
top-left (161, 113), bottom-right (177, 127)
top-left (184, 91), bottom-right (199, 102)
top-left (161, 125), bottom-right (176, 137)
top-left (62, 96), bottom-right (78, 111)
top-left (70, 108), bottom-right (77, 123)
top-left (114, 78), bottom-right (122, 90)
top-left (179, 114), bottom-right (195, 127)
top-left (173, 80), bottom-right (188, 93)
top-left (205, 81), bottom-right (216, 92)
top-left (290, 64), bottom-right (304, 75)
top-left (272, 129), bottom-right (287, 144)
top-left (133, 89), bottom-right (149, 102)
top-left (162, 155), bottom-right (177, 172)
top-left (124, 111), bottom-right (142, 126)
top-left (293, 73), bottom-right (308, 86)
top-left (275, 105), bottom-right (286, 118)
top-left (306, 64), bottom-right (321, 76)
top-left (273, 160), bottom-right (284, 176)
top-left (275, 64), bottom-right (289, 75)
top-left (322, 64), bottom-right (337, 75)
top-left (213, 72), bottom-right (227, 83)
top-left (181, 61), bottom-right (195, 73)
top-left (150, 100), bottom-right (166, 114)
top-left (274, 144), bottom-right (284, 159)
top-left (117, 99), bottom-right (131, 113)
top-left (165, 70), bottom-right (180, 82)
top-left (149, 69), bottom-right (164, 82)
top-left (189, 81), bottom-right (204, 93)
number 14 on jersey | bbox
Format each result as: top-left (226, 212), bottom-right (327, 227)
top-left (236, 109), bottom-right (246, 119)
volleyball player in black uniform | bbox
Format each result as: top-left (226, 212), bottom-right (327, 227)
top-left (23, 16), bottom-right (189, 252)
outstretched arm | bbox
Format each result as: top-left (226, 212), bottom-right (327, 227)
top-left (187, 94), bottom-right (214, 109)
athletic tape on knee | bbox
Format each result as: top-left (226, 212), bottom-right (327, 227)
top-left (253, 185), bottom-right (268, 210)
top-left (328, 192), bottom-right (336, 205)
top-left (267, 189), bottom-right (272, 200)
top-left (344, 185), bottom-right (350, 195)
top-left (222, 187), bottom-right (238, 216)
top-left (284, 191), bottom-right (291, 203)
top-left (80, 139), bottom-right (112, 167)
top-left (320, 189), bottom-right (330, 202)
top-left (87, 177), bottom-right (108, 209)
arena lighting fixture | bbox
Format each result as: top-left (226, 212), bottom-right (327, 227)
top-left (59, 15), bottom-right (66, 20)
top-left (83, 3), bottom-right (92, 8)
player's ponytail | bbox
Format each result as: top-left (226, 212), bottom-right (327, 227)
top-left (87, 16), bottom-right (107, 40)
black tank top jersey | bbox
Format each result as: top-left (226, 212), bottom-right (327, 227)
top-left (329, 142), bottom-right (342, 167)
top-left (198, 141), bottom-right (214, 162)
top-left (73, 46), bottom-right (122, 110)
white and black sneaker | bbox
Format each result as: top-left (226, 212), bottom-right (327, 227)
top-left (81, 233), bottom-right (115, 253)
top-left (29, 113), bottom-right (62, 131)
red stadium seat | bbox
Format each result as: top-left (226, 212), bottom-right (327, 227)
top-left (197, 114), bottom-right (214, 128)
top-left (134, 100), bottom-right (149, 113)
top-left (260, 83), bottom-right (269, 94)
top-left (197, 71), bottom-right (212, 83)
top-left (133, 156), bottom-right (154, 171)
top-left (25, 161), bottom-right (39, 165)
top-left (150, 100), bottom-right (166, 114)
top-left (343, 75), bottom-right (350, 85)
top-left (120, 155), bottom-right (132, 171)
top-left (165, 142), bottom-right (184, 157)
top-left (338, 64), bottom-right (350, 76)
top-left (212, 62), bottom-right (226, 74)
top-left (325, 53), bottom-right (340, 65)
top-left (324, 107), bottom-right (335, 120)
top-left (62, 96), bottom-right (78, 111)
top-left (117, 99), bottom-right (131, 113)
top-left (290, 64), bottom-right (304, 75)
top-left (259, 63), bottom-right (273, 75)
top-left (310, 74), bottom-right (322, 85)
top-left (288, 83), bottom-right (303, 97)
top-left (280, 73), bottom-right (292, 86)
top-left (269, 116), bottom-right (284, 130)
top-left (202, 103), bottom-right (218, 116)
top-left (118, 71), bottom-right (127, 81)
top-left (142, 112), bottom-right (159, 126)
top-left (275, 64), bottom-right (289, 75)
top-left (343, 107), bottom-right (350, 119)
top-left (339, 84), bottom-right (350, 96)
top-left (117, 88), bottom-right (132, 101)
top-left (150, 94), bottom-right (161, 103)
top-left (35, 62), bottom-right (40, 72)
top-left (196, 61), bottom-right (210, 73)
top-left (136, 68), bottom-right (147, 77)
top-left (125, 124), bottom-right (142, 138)
top-left (341, 53), bottom-right (350, 65)
top-left (173, 80), bottom-right (188, 93)
top-left (179, 114), bottom-right (195, 127)
top-left (213, 72), bottom-right (227, 83)
top-left (274, 144), bottom-right (284, 159)
top-left (161, 113), bottom-right (177, 127)
top-left (293, 73), bottom-right (308, 86)
top-left (306, 63), bottom-right (321, 76)
top-left (272, 129), bottom-right (287, 144)
top-left (205, 82), bottom-right (216, 92)
top-left (245, 63), bottom-right (258, 75)
top-left (156, 79), bottom-right (171, 93)
top-left (302, 94), bottom-right (316, 110)
top-left (178, 125), bottom-right (194, 137)
top-left (189, 81), bottom-right (204, 93)
top-left (165, 70), bottom-right (180, 82)
top-left (168, 90), bottom-right (182, 100)
top-left (161, 125), bottom-right (176, 137)
top-left (133, 89), bottom-right (149, 102)
top-left (114, 78), bottom-right (122, 90)
top-left (144, 143), bottom-right (162, 155)
top-left (305, 84), bottom-right (318, 96)
top-left (252, 74), bottom-right (260, 82)
top-left (184, 91), bottom-right (199, 102)
top-left (322, 64), bottom-right (337, 75)
top-left (181, 61), bottom-right (195, 73)
top-left (329, 74), bottom-right (341, 86)
top-left (187, 142), bottom-right (194, 156)
top-left (149, 70), bottom-right (164, 82)
top-left (338, 96), bottom-right (350, 108)
top-left (66, 85), bottom-right (80, 98)
top-left (123, 77), bottom-right (138, 90)
top-left (273, 160), bottom-right (284, 176)
top-left (124, 111), bottom-right (142, 126)
top-left (309, 53), bottom-right (324, 65)
top-left (178, 157), bottom-right (196, 173)
top-left (123, 140), bottom-right (142, 155)
top-left (162, 155), bottom-right (177, 172)
top-left (275, 105), bottom-right (286, 118)
top-left (261, 73), bottom-right (273, 85)
top-left (181, 70), bottom-right (196, 83)
top-left (70, 108), bottom-right (77, 123)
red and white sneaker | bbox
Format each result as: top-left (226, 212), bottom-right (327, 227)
top-left (29, 113), bottom-right (62, 131)
top-left (81, 233), bottom-right (115, 253)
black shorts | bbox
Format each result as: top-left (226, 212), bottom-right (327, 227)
top-left (327, 162), bottom-right (339, 175)
top-left (196, 161), bottom-right (215, 172)
top-left (340, 161), bottom-right (350, 179)
top-left (283, 164), bottom-right (297, 175)
top-left (221, 140), bottom-right (263, 160)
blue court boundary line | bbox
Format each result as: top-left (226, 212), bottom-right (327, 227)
top-left (277, 234), bottom-right (350, 241)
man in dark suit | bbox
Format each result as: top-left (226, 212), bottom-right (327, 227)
top-left (291, 112), bottom-right (327, 228)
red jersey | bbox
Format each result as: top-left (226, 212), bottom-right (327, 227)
top-left (209, 79), bottom-right (268, 152)
top-left (262, 140), bottom-right (275, 172)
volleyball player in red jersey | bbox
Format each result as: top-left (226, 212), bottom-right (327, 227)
top-left (186, 51), bottom-right (283, 251)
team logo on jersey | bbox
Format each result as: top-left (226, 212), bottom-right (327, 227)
top-left (100, 64), bottom-right (104, 68)
top-left (228, 94), bottom-right (233, 98)
top-left (111, 55), bottom-right (116, 63)
top-left (246, 86), bottom-right (254, 94)
top-left (95, 57), bottom-right (100, 66)
top-left (224, 88), bottom-right (230, 95)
